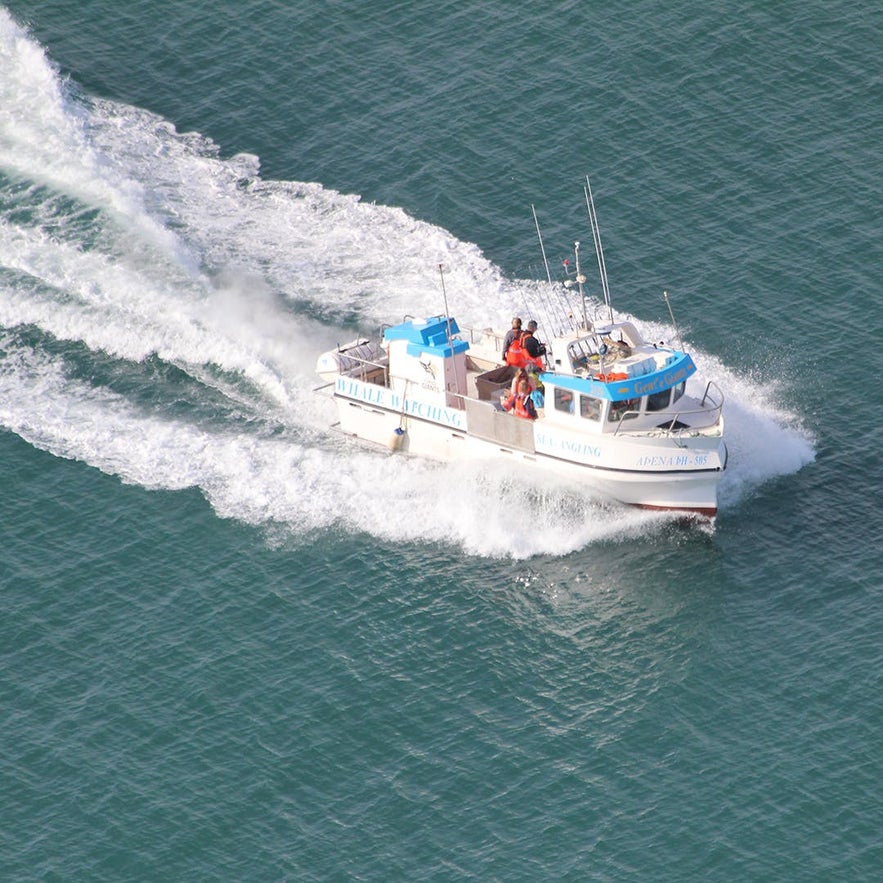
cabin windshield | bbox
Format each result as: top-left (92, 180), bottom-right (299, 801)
top-left (566, 337), bottom-right (598, 372)
top-left (608, 399), bottom-right (639, 422)
top-left (646, 388), bottom-right (671, 412)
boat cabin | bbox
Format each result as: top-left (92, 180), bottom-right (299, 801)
top-left (525, 320), bottom-right (699, 432)
top-left (539, 372), bottom-right (691, 433)
top-left (382, 316), bottom-right (469, 408)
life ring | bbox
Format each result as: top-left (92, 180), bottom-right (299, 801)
top-left (595, 371), bottom-right (628, 382)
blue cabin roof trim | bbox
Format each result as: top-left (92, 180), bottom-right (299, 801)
top-left (384, 316), bottom-right (470, 358)
top-left (541, 352), bottom-right (696, 401)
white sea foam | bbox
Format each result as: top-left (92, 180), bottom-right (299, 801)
top-left (0, 11), bottom-right (197, 273)
top-left (0, 10), bottom-right (814, 556)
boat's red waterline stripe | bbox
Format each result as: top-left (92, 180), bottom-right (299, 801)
top-left (636, 503), bottom-right (717, 519)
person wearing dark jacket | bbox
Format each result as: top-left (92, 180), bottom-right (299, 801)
top-left (524, 321), bottom-right (547, 359)
top-left (521, 327), bottom-right (546, 363)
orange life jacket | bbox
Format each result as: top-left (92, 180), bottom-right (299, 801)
top-left (520, 332), bottom-right (544, 370)
top-left (505, 392), bottom-right (537, 420)
top-left (505, 336), bottom-right (526, 367)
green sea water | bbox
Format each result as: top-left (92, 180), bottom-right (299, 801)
top-left (2, 1), bottom-right (881, 879)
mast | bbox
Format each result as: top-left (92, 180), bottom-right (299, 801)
top-left (572, 241), bottom-right (590, 331)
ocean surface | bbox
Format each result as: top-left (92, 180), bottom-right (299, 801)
top-left (1, 1), bottom-right (881, 879)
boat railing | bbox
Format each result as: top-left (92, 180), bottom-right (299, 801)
top-left (700, 380), bottom-right (724, 410)
top-left (455, 322), bottom-right (506, 352)
top-left (331, 352), bottom-right (389, 385)
top-left (614, 380), bottom-right (725, 438)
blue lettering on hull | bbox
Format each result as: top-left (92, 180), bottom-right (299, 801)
top-left (335, 377), bottom-right (465, 430)
top-left (635, 453), bottom-right (709, 468)
top-left (535, 430), bottom-right (602, 462)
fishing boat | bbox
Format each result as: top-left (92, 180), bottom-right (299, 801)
top-left (314, 181), bottom-right (727, 517)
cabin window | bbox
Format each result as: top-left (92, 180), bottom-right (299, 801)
top-left (608, 399), bottom-right (639, 422)
top-left (672, 381), bottom-right (686, 403)
top-left (554, 388), bottom-right (575, 414)
top-left (579, 395), bottom-right (602, 421)
top-left (646, 389), bottom-right (671, 412)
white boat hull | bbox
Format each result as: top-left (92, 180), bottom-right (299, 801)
top-left (333, 375), bottom-right (725, 517)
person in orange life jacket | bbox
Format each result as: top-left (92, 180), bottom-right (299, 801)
top-left (510, 328), bottom-right (543, 370)
top-left (504, 331), bottom-right (527, 367)
top-left (501, 317), bottom-right (522, 360)
top-left (509, 367), bottom-right (534, 394)
top-left (503, 379), bottom-right (538, 420)
top-left (524, 320), bottom-right (547, 359)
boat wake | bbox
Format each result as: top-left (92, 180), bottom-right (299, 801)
top-left (0, 10), bottom-right (814, 557)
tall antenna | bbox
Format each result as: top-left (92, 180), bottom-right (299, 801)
top-left (438, 263), bottom-right (454, 351)
top-left (573, 240), bottom-right (590, 331)
top-left (584, 175), bottom-right (614, 325)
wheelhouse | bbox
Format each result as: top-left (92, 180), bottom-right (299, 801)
top-left (542, 373), bottom-right (702, 434)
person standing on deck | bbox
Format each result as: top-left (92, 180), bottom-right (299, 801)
top-left (501, 317), bottom-right (522, 360)
top-left (518, 328), bottom-right (544, 370)
top-left (524, 320), bottom-right (547, 360)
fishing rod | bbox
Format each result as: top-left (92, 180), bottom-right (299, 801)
top-left (584, 175), bottom-right (614, 325)
top-left (532, 204), bottom-right (575, 335)
top-left (663, 289), bottom-right (684, 352)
